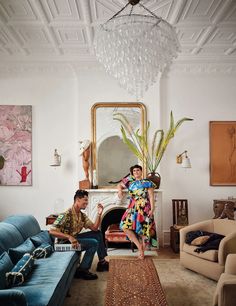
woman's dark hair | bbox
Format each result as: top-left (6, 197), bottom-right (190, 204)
top-left (130, 164), bottom-right (142, 175)
top-left (74, 189), bottom-right (88, 202)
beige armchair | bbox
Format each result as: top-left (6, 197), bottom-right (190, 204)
top-left (179, 219), bottom-right (236, 281)
top-left (213, 254), bottom-right (236, 306)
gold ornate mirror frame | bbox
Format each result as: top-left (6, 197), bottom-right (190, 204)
top-left (91, 102), bottom-right (147, 188)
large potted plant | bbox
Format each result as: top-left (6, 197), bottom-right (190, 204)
top-left (113, 111), bottom-right (193, 188)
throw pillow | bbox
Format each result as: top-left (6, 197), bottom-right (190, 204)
top-left (0, 252), bottom-right (14, 289)
top-left (191, 235), bottom-right (210, 246)
top-left (8, 238), bottom-right (35, 264)
top-left (32, 243), bottom-right (54, 259)
top-left (30, 231), bottom-right (53, 247)
top-left (6, 253), bottom-right (34, 287)
top-left (185, 230), bottom-right (211, 244)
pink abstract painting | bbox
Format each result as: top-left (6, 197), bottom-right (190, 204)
top-left (0, 105), bottom-right (32, 186)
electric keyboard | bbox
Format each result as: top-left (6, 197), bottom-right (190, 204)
top-left (54, 243), bottom-right (81, 252)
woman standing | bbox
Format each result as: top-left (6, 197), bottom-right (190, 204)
top-left (117, 164), bottom-right (156, 259)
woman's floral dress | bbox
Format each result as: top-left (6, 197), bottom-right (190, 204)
top-left (120, 175), bottom-right (156, 239)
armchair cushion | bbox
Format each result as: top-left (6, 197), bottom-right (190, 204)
top-left (183, 243), bottom-right (218, 261)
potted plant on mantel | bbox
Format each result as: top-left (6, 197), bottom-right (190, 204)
top-left (113, 111), bottom-right (193, 188)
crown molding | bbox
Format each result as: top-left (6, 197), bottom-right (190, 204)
top-left (0, 61), bottom-right (236, 78)
top-left (165, 62), bottom-right (236, 76)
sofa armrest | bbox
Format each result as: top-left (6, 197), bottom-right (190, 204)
top-left (179, 220), bottom-right (213, 251)
top-left (0, 289), bottom-right (27, 306)
top-left (218, 232), bottom-right (236, 265)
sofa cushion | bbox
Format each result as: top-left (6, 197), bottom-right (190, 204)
top-left (0, 223), bottom-right (24, 254)
top-left (0, 252), bottom-right (14, 289)
top-left (6, 253), bottom-right (35, 287)
top-left (32, 243), bottom-right (54, 259)
top-left (16, 251), bottom-right (80, 306)
top-left (191, 235), bottom-right (210, 246)
top-left (8, 238), bottom-right (36, 264)
top-left (183, 243), bottom-right (218, 262)
top-left (3, 215), bottom-right (41, 240)
top-left (30, 231), bottom-right (53, 247)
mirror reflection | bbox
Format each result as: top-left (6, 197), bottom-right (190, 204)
top-left (91, 103), bottom-right (146, 188)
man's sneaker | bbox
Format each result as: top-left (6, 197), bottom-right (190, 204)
top-left (96, 260), bottom-right (109, 272)
top-left (74, 269), bottom-right (98, 280)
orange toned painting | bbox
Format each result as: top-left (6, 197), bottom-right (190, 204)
top-left (210, 121), bottom-right (236, 186)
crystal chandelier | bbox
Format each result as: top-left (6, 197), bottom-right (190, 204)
top-left (94, 0), bottom-right (181, 100)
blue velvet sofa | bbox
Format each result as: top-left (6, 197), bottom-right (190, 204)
top-left (0, 215), bottom-right (81, 306)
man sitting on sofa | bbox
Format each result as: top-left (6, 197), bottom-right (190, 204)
top-left (49, 189), bottom-right (109, 280)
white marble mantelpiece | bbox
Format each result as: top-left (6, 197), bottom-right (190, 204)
top-left (86, 189), bottom-right (163, 247)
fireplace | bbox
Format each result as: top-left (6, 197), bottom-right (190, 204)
top-left (86, 189), bottom-right (163, 247)
top-left (101, 207), bottom-right (135, 249)
top-left (101, 207), bottom-right (125, 236)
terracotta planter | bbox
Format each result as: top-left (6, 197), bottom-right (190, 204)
top-left (147, 172), bottom-right (161, 189)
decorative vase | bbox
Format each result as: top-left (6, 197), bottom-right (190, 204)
top-left (147, 172), bottom-right (161, 189)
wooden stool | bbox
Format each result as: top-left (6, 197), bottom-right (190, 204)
top-left (105, 223), bottom-right (134, 252)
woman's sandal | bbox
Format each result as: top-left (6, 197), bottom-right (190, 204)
top-left (137, 246), bottom-right (145, 260)
top-left (138, 253), bottom-right (145, 260)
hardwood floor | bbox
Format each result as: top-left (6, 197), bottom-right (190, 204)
top-left (106, 246), bottom-right (179, 259)
top-left (157, 246), bottom-right (180, 259)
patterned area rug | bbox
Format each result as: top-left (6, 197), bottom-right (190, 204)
top-left (105, 258), bottom-right (168, 306)
top-left (63, 258), bottom-right (217, 306)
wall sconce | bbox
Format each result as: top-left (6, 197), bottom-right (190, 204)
top-left (50, 149), bottom-right (61, 167)
top-left (176, 150), bottom-right (191, 168)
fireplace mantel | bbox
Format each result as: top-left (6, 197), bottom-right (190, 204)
top-left (85, 189), bottom-right (163, 247)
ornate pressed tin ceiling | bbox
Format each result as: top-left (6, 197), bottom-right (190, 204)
top-left (0, 0), bottom-right (235, 76)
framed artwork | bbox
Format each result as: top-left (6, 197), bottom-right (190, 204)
top-left (0, 105), bottom-right (32, 186)
top-left (210, 121), bottom-right (236, 186)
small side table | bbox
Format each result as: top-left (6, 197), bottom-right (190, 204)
top-left (46, 214), bottom-right (58, 225)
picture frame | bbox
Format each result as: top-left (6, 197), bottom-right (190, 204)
top-left (0, 105), bottom-right (32, 186)
top-left (210, 121), bottom-right (236, 186)
top-left (91, 102), bottom-right (146, 188)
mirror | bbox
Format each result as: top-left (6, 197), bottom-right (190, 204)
top-left (91, 102), bottom-right (146, 188)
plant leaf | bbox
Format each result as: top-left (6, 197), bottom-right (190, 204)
top-left (113, 110), bottom-right (193, 173)
top-left (120, 126), bottom-right (144, 161)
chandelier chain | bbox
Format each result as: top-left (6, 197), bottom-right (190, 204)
top-left (138, 2), bottom-right (160, 19)
top-left (106, 3), bottom-right (129, 23)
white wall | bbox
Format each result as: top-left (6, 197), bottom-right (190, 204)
top-left (0, 69), bottom-right (236, 236)
top-left (0, 76), bottom-right (78, 228)
top-left (160, 74), bottom-right (236, 231)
